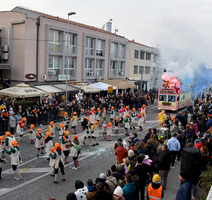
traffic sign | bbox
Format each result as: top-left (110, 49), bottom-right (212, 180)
top-left (108, 86), bottom-right (113, 93)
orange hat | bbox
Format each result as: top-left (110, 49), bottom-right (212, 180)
top-left (126, 114), bottom-right (129, 117)
top-left (59, 124), bottom-right (64, 128)
top-left (51, 147), bottom-right (56, 153)
top-left (81, 109), bottom-right (84, 112)
top-left (126, 106), bottom-right (129, 109)
top-left (162, 110), bottom-right (165, 113)
top-left (5, 131), bottom-right (11, 137)
top-left (141, 111), bottom-right (144, 115)
top-left (86, 117), bottom-right (89, 120)
top-left (11, 140), bottom-right (19, 147)
top-left (116, 116), bottom-right (119, 120)
top-left (64, 112), bottom-right (68, 116)
top-left (73, 112), bottom-right (77, 115)
top-left (108, 122), bottom-right (112, 126)
top-left (133, 108), bottom-right (136, 111)
top-left (55, 143), bottom-right (64, 151)
top-left (0, 136), bottom-right (3, 140)
top-left (30, 124), bottom-right (35, 129)
top-left (65, 131), bottom-right (70, 135)
top-left (73, 135), bottom-right (78, 139)
top-left (37, 128), bottom-right (42, 133)
top-left (103, 108), bottom-right (106, 110)
top-left (111, 106), bottom-right (114, 110)
top-left (97, 108), bottom-right (100, 111)
top-left (91, 107), bottom-right (94, 111)
top-left (50, 121), bottom-right (54, 125)
top-left (94, 120), bottom-right (98, 124)
top-left (142, 105), bottom-right (146, 107)
top-left (22, 117), bottom-right (27, 122)
top-left (46, 132), bottom-right (51, 137)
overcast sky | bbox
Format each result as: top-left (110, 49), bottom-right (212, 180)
top-left (1, 0), bottom-right (212, 66)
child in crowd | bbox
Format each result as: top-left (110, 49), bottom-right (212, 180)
top-left (28, 124), bottom-right (35, 144)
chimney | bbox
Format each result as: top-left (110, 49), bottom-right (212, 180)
top-left (106, 19), bottom-right (112, 32)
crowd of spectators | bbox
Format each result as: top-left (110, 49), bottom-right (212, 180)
top-left (0, 90), bottom-right (155, 134)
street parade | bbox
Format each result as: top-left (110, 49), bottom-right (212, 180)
top-left (1, 1), bottom-right (212, 200)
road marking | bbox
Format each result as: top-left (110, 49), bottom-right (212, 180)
top-left (20, 166), bottom-right (32, 173)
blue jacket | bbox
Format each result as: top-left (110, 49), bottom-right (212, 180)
top-left (167, 137), bottom-right (180, 151)
top-left (206, 119), bottom-right (212, 130)
top-left (176, 179), bottom-right (192, 200)
top-left (123, 181), bottom-right (136, 200)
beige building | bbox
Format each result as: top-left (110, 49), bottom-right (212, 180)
top-left (128, 40), bottom-right (159, 91)
top-left (0, 7), bottom-right (129, 86)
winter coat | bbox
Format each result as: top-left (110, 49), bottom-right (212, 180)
top-left (167, 137), bottom-right (180, 151)
top-left (95, 190), bottom-right (113, 200)
top-left (123, 181), bottom-right (136, 200)
top-left (177, 134), bottom-right (186, 149)
top-left (134, 164), bottom-right (150, 186)
top-left (9, 115), bottom-right (16, 128)
top-left (75, 186), bottom-right (88, 200)
top-left (176, 180), bottom-right (192, 200)
top-left (115, 146), bottom-right (128, 163)
top-left (105, 176), bottom-right (117, 194)
top-left (158, 149), bottom-right (172, 171)
top-left (156, 144), bottom-right (163, 161)
top-left (128, 154), bottom-right (137, 168)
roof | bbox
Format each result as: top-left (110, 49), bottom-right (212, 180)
top-left (128, 40), bottom-right (153, 49)
top-left (102, 79), bottom-right (135, 89)
top-left (11, 6), bottom-right (126, 39)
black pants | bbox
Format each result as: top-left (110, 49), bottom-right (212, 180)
top-left (139, 184), bottom-right (145, 200)
top-left (12, 165), bottom-right (17, 171)
top-left (170, 151), bottom-right (177, 167)
top-left (54, 161), bottom-right (65, 175)
top-left (177, 148), bottom-right (182, 161)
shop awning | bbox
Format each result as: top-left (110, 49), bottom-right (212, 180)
top-left (76, 84), bottom-right (100, 93)
top-left (53, 84), bottom-right (80, 92)
top-left (102, 79), bottom-right (135, 89)
top-left (34, 85), bottom-right (63, 93)
top-left (0, 83), bottom-right (44, 98)
top-left (89, 82), bottom-right (118, 91)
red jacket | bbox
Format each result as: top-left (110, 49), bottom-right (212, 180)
top-left (115, 146), bottom-right (128, 163)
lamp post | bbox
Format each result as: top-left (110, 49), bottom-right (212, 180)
top-left (66, 12), bottom-right (76, 104)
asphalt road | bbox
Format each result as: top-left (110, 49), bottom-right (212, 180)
top-left (0, 102), bottom-right (181, 200)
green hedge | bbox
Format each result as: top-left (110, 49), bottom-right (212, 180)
top-left (15, 100), bottom-right (35, 112)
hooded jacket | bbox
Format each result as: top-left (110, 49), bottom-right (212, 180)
top-left (123, 181), bottom-right (136, 200)
top-left (115, 146), bottom-right (128, 163)
top-left (167, 137), bottom-right (180, 151)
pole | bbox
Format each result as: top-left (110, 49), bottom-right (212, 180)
top-left (66, 17), bottom-right (69, 104)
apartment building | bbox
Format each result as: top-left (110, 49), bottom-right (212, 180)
top-left (128, 40), bottom-right (159, 91)
top-left (0, 7), bottom-right (129, 85)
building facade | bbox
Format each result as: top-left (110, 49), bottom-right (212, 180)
top-left (128, 40), bottom-right (159, 91)
top-left (0, 7), bottom-right (129, 85)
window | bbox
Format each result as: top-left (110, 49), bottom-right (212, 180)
top-left (96, 60), bottom-right (104, 76)
top-left (134, 65), bottom-right (138, 74)
top-left (48, 56), bottom-right (61, 77)
top-left (49, 30), bottom-right (61, 51)
top-left (153, 67), bottom-right (156, 76)
top-left (168, 95), bottom-right (176, 102)
top-left (0, 30), bottom-right (2, 46)
top-left (146, 53), bottom-right (151, 60)
top-left (145, 66), bottom-right (150, 74)
top-left (139, 66), bottom-right (144, 74)
top-left (119, 44), bottom-right (125, 59)
top-left (154, 54), bottom-right (157, 63)
top-left (110, 61), bottom-right (117, 76)
top-left (84, 58), bottom-right (94, 76)
top-left (118, 62), bottom-right (124, 75)
top-left (96, 39), bottom-right (104, 56)
top-left (110, 42), bottom-right (118, 58)
top-left (159, 95), bottom-right (166, 101)
top-left (65, 57), bottom-right (76, 77)
top-left (140, 51), bottom-right (145, 59)
top-left (177, 96), bottom-right (180, 101)
top-left (85, 37), bottom-right (94, 55)
top-left (65, 33), bottom-right (77, 54)
top-left (134, 50), bottom-right (139, 59)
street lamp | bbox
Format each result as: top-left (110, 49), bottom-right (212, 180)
top-left (66, 11), bottom-right (76, 104)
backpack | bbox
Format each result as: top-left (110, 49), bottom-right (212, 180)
top-left (76, 144), bottom-right (81, 152)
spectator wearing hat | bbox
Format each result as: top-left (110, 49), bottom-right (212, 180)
top-left (123, 173), bottom-right (136, 200)
top-left (113, 186), bottom-right (125, 200)
top-left (99, 173), bottom-right (106, 183)
top-left (128, 149), bottom-right (137, 168)
top-left (115, 141), bottom-right (128, 165)
top-left (147, 174), bottom-right (164, 200)
top-left (112, 165), bottom-right (125, 188)
top-left (66, 193), bottom-right (77, 200)
top-left (105, 169), bottom-right (117, 194)
top-left (74, 180), bottom-right (88, 200)
top-left (176, 172), bottom-right (192, 200)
